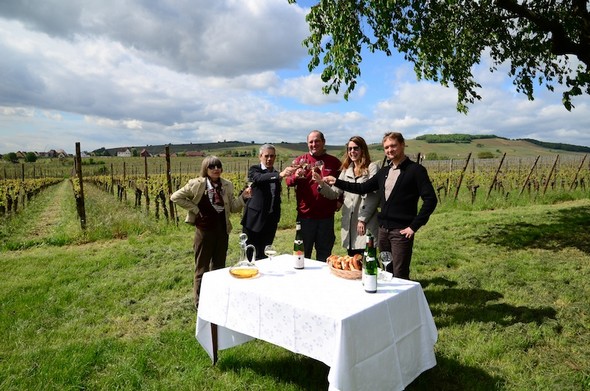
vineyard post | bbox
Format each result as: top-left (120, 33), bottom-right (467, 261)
top-left (519, 155), bottom-right (540, 196)
top-left (144, 154), bottom-right (150, 213)
top-left (165, 146), bottom-right (176, 224)
top-left (453, 153), bottom-right (472, 201)
top-left (542, 155), bottom-right (560, 195)
top-left (123, 162), bottom-right (127, 201)
top-left (110, 163), bottom-right (114, 194)
top-left (569, 154), bottom-right (587, 191)
top-left (21, 163), bottom-right (25, 181)
top-left (75, 142), bottom-right (87, 230)
top-left (447, 159), bottom-right (453, 195)
top-left (486, 153), bottom-right (507, 200)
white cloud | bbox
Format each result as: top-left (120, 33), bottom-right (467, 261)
top-left (0, 0), bottom-right (589, 154)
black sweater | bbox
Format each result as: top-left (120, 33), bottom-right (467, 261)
top-left (334, 158), bottom-right (437, 232)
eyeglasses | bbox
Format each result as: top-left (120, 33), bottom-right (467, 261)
top-left (347, 146), bottom-right (360, 152)
top-left (208, 164), bottom-right (222, 170)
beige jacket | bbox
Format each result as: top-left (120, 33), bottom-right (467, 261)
top-left (319, 162), bottom-right (380, 250)
top-left (170, 177), bottom-right (245, 234)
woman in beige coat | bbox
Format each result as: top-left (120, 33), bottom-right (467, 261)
top-left (314, 136), bottom-right (380, 256)
top-left (171, 156), bottom-right (250, 310)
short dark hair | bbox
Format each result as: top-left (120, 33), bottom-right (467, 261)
top-left (382, 132), bottom-right (405, 144)
top-left (308, 130), bottom-right (325, 142)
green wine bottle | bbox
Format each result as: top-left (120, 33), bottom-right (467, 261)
top-left (363, 233), bottom-right (377, 293)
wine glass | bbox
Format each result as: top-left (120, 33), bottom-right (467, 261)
top-left (379, 251), bottom-right (393, 280)
top-left (264, 244), bottom-right (277, 261)
top-left (314, 160), bottom-right (324, 175)
top-left (297, 158), bottom-right (309, 177)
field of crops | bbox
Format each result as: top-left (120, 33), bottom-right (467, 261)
top-left (2, 149), bottom-right (588, 222)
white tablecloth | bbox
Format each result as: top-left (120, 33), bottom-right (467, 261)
top-left (196, 254), bottom-right (437, 391)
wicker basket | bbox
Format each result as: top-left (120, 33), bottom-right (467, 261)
top-left (329, 264), bottom-right (362, 280)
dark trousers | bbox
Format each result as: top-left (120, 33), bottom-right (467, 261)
top-left (193, 213), bottom-right (227, 310)
top-left (300, 217), bottom-right (335, 262)
top-left (243, 213), bottom-right (279, 260)
top-left (378, 227), bottom-right (414, 280)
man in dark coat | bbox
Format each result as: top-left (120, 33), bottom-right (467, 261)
top-left (318, 132), bottom-right (437, 279)
top-left (241, 144), bottom-right (295, 259)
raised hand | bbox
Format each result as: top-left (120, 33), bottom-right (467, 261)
top-left (322, 175), bottom-right (337, 185)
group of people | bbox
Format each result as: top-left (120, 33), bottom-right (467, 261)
top-left (171, 130), bottom-right (437, 310)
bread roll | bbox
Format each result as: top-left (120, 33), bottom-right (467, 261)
top-left (351, 254), bottom-right (362, 270)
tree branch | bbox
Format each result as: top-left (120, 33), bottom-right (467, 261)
top-left (496, 0), bottom-right (589, 66)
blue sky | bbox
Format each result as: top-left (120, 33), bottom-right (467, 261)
top-left (1, 0), bottom-right (589, 155)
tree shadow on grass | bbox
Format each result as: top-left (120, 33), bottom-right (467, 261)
top-left (476, 205), bottom-right (590, 254)
top-left (407, 356), bottom-right (504, 391)
top-left (418, 277), bottom-right (557, 328)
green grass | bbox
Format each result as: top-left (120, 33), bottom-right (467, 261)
top-left (1, 180), bottom-right (589, 390)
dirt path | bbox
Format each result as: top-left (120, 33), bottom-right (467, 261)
top-left (27, 180), bottom-right (71, 239)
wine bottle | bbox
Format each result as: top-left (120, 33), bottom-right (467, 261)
top-left (293, 221), bottom-right (304, 269)
top-left (363, 232), bottom-right (378, 293)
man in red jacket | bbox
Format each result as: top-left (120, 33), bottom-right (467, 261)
top-left (286, 130), bottom-right (342, 262)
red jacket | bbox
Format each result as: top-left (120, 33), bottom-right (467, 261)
top-left (286, 152), bottom-right (342, 219)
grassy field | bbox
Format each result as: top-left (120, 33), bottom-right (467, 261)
top-left (1, 179), bottom-right (589, 390)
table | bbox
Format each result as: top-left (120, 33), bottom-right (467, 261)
top-left (196, 254), bottom-right (437, 391)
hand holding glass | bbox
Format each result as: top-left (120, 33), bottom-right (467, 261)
top-left (314, 160), bottom-right (324, 175)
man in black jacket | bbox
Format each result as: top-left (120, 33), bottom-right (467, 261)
top-left (241, 144), bottom-right (294, 259)
top-left (316, 132), bottom-right (437, 279)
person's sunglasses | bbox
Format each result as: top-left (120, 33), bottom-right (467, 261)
top-left (347, 146), bottom-right (360, 151)
top-left (208, 164), bottom-right (222, 170)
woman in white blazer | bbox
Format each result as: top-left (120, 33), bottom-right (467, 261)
top-left (171, 156), bottom-right (250, 310)
top-left (315, 136), bottom-right (380, 256)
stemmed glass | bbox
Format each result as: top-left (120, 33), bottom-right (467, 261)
top-left (314, 160), bottom-right (324, 175)
top-left (294, 158), bottom-right (309, 177)
top-left (379, 251), bottom-right (393, 281)
top-left (264, 244), bottom-right (277, 261)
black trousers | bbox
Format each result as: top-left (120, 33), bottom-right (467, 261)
top-left (193, 213), bottom-right (227, 310)
top-left (378, 226), bottom-right (414, 280)
top-left (243, 212), bottom-right (279, 260)
top-left (300, 216), bottom-right (335, 262)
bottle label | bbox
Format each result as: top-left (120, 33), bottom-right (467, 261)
top-left (364, 274), bottom-right (377, 292)
top-left (294, 251), bottom-right (304, 269)
top-left (364, 254), bottom-right (377, 292)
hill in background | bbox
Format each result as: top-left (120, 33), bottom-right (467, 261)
top-left (94, 134), bottom-right (590, 159)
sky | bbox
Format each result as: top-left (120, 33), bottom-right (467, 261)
top-left (1, 0), bottom-right (589, 155)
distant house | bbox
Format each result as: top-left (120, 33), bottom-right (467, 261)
top-left (140, 149), bottom-right (151, 157)
top-left (55, 149), bottom-right (68, 158)
top-left (117, 148), bottom-right (132, 157)
top-left (186, 151), bottom-right (206, 157)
